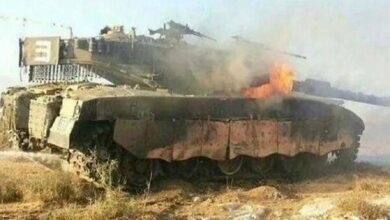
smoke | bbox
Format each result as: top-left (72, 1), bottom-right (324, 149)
top-left (343, 101), bottom-right (390, 168)
top-left (252, 5), bottom-right (390, 96)
top-left (181, 2), bottom-right (389, 95)
top-left (172, 2), bottom-right (390, 165)
top-left (159, 40), bottom-right (282, 95)
top-left (274, 5), bottom-right (390, 166)
top-left (270, 5), bottom-right (390, 164)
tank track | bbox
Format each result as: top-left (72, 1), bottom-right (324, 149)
top-left (7, 119), bottom-right (361, 190)
top-left (63, 122), bottom-right (362, 190)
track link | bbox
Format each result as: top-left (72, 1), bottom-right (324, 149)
top-left (13, 122), bottom-right (362, 190)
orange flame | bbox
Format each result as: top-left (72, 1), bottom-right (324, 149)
top-left (244, 62), bottom-right (295, 99)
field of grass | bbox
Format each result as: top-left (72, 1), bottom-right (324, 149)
top-left (0, 152), bottom-right (389, 219)
top-left (0, 156), bottom-right (145, 220)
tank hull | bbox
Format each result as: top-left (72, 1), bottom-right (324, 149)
top-left (1, 83), bottom-right (364, 187)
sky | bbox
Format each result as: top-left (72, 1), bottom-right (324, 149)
top-left (0, 0), bottom-right (389, 94)
top-left (0, 0), bottom-right (389, 157)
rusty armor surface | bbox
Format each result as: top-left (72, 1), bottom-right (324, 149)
top-left (44, 84), bottom-right (364, 161)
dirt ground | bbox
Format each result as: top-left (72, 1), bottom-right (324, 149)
top-left (0, 151), bottom-right (389, 220)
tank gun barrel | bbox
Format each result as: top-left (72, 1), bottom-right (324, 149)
top-left (232, 36), bottom-right (306, 59)
top-left (294, 79), bottom-right (390, 107)
top-left (188, 30), bottom-right (216, 41)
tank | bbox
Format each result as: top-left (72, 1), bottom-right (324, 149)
top-left (0, 21), bottom-right (365, 187)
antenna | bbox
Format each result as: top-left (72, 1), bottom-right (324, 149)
top-left (0, 15), bottom-right (73, 38)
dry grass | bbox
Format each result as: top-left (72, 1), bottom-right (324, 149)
top-left (26, 172), bottom-right (101, 204)
top-left (0, 178), bottom-right (23, 203)
top-left (356, 178), bottom-right (390, 194)
top-left (0, 171), bottom-right (100, 205)
top-left (46, 190), bottom-right (140, 220)
top-left (81, 191), bottom-right (139, 219)
top-left (1, 152), bottom-right (390, 219)
top-left (0, 131), bottom-right (10, 149)
top-left (338, 193), bottom-right (387, 219)
top-left (336, 176), bottom-right (390, 219)
top-left (0, 119), bottom-right (10, 149)
top-left (0, 157), bottom-right (141, 219)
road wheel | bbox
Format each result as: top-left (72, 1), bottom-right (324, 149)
top-left (217, 157), bottom-right (243, 176)
top-left (250, 155), bottom-right (275, 174)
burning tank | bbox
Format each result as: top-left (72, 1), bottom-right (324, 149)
top-left (0, 21), bottom-right (365, 187)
